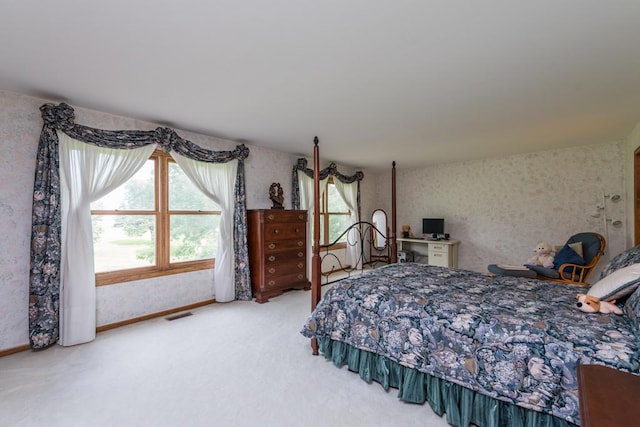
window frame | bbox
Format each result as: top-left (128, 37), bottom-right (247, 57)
top-left (93, 149), bottom-right (219, 286)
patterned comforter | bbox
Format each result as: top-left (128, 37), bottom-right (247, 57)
top-left (301, 263), bottom-right (640, 425)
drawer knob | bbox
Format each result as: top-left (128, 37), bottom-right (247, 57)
top-left (273, 229), bottom-right (280, 234)
top-left (297, 252), bottom-right (304, 258)
top-left (297, 241), bottom-right (304, 247)
top-left (298, 214), bottom-right (304, 220)
top-left (267, 214), bottom-right (275, 220)
top-left (268, 280), bottom-right (275, 286)
top-left (294, 227), bottom-right (300, 233)
top-left (268, 243), bottom-right (276, 250)
top-left (297, 274), bottom-right (303, 280)
top-left (268, 255), bottom-right (276, 262)
top-left (298, 262), bottom-right (304, 269)
top-left (268, 268), bottom-right (276, 274)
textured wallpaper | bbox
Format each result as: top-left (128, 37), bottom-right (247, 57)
top-left (373, 142), bottom-right (627, 276)
top-left (0, 92), bottom-right (41, 350)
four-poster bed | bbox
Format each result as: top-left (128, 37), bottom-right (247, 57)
top-left (302, 138), bottom-right (640, 426)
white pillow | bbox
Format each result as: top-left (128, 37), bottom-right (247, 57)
top-left (588, 263), bottom-right (640, 301)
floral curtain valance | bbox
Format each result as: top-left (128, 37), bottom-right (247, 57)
top-left (291, 157), bottom-right (364, 220)
top-left (30, 102), bottom-right (251, 350)
top-left (40, 103), bottom-right (251, 161)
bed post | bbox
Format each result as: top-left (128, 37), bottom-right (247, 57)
top-left (311, 136), bottom-right (321, 355)
top-left (390, 161), bottom-right (397, 263)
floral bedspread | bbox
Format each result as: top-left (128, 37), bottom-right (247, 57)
top-left (301, 263), bottom-right (640, 425)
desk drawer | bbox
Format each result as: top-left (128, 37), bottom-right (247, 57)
top-left (429, 243), bottom-right (448, 252)
top-left (428, 250), bottom-right (450, 267)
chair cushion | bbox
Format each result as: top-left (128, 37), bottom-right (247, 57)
top-left (525, 264), bottom-right (560, 279)
top-left (588, 263), bottom-right (640, 301)
top-left (488, 264), bottom-right (537, 278)
top-left (554, 244), bottom-right (586, 269)
top-left (567, 232), bottom-right (602, 263)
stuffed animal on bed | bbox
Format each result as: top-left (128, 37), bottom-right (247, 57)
top-left (528, 242), bottom-right (556, 268)
top-left (576, 293), bottom-right (622, 315)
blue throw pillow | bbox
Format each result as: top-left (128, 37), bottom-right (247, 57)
top-left (554, 244), bottom-right (585, 269)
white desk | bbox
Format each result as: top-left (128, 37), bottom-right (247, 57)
top-left (397, 238), bottom-right (460, 268)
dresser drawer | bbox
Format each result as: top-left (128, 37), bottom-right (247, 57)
top-left (264, 222), bottom-right (305, 240)
top-left (264, 250), bottom-right (305, 264)
top-left (263, 211), bottom-right (306, 223)
top-left (265, 239), bottom-right (306, 252)
top-left (264, 271), bottom-right (308, 289)
top-left (264, 260), bottom-right (306, 278)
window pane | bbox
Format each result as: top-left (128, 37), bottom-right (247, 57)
top-left (327, 184), bottom-right (348, 212)
top-left (91, 160), bottom-right (155, 210)
top-left (318, 218), bottom-right (325, 244)
top-left (329, 214), bottom-right (349, 243)
top-left (92, 215), bottom-right (156, 272)
top-left (168, 163), bottom-right (218, 211)
top-left (170, 214), bottom-right (219, 262)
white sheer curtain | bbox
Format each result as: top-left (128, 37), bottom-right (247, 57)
top-left (171, 153), bottom-right (238, 302)
top-left (333, 180), bottom-right (360, 269)
top-left (58, 132), bottom-right (156, 346)
top-left (297, 170), bottom-right (328, 274)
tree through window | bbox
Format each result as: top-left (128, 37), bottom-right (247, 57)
top-left (91, 150), bottom-right (220, 285)
top-left (319, 177), bottom-right (351, 247)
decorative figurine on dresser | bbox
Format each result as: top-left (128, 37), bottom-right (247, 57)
top-left (247, 205), bottom-right (309, 303)
top-left (268, 182), bottom-right (284, 209)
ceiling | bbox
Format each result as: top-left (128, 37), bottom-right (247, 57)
top-left (2, 1), bottom-right (640, 171)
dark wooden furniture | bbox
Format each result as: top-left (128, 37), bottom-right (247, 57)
top-left (309, 137), bottom-right (397, 354)
top-left (247, 209), bottom-right (309, 303)
top-left (578, 364), bottom-right (640, 426)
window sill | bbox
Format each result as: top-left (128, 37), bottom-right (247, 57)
top-left (96, 260), bottom-right (214, 286)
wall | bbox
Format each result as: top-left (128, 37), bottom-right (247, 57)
top-left (0, 92), bottom-right (39, 351)
top-left (624, 122), bottom-right (640, 247)
top-left (1, 90), bottom-right (366, 352)
top-left (373, 142), bottom-right (627, 276)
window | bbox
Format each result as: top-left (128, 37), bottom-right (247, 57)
top-left (91, 150), bottom-right (220, 285)
top-left (319, 177), bottom-right (351, 247)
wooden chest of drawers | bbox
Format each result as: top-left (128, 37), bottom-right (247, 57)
top-left (247, 209), bottom-right (309, 303)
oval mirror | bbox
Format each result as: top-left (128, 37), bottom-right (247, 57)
top-left (371, 209), bottom-right (387, 250)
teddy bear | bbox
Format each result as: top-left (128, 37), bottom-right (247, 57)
top-left (576, 293), bottom-right (622, 315)
top-left (527, 242), bottom-right (556, 268)
top-left (401, 225), bottom-right (413, 238)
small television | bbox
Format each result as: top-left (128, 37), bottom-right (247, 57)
top-left (422, 218), bottom-right (445, 237)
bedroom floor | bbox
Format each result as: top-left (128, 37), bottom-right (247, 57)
top-left (0, 285), bottom-right (450, 427)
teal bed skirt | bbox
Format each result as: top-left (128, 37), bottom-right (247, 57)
top-left (317, 337), bottom-right (576, 427)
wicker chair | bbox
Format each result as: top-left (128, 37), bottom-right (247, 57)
top-left (526, 232), bottom-right (606, 286)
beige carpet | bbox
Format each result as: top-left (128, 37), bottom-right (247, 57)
top-left (0, 286), bottom-right (450, 426)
